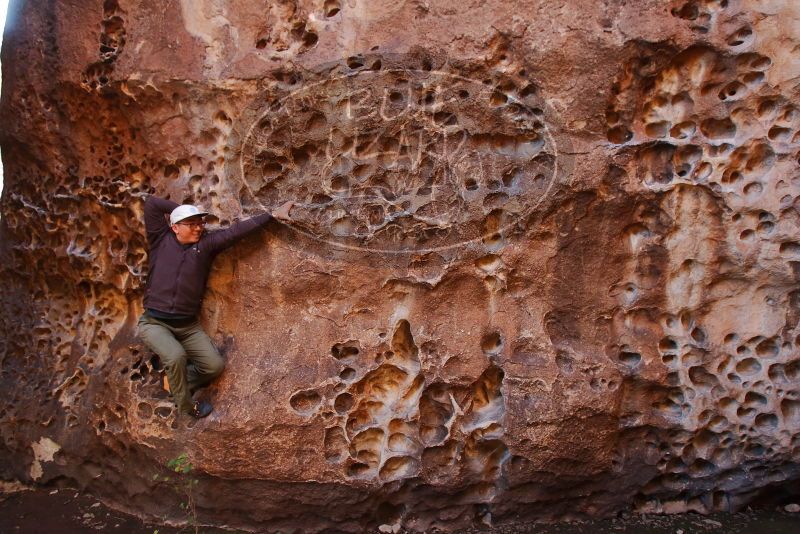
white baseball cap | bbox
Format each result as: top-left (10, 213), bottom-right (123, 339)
top-left (170, 204), bottom-right (209, 225)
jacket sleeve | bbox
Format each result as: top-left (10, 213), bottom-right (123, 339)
top-left (144, 195), bottom-right (179, 245)
top-left (205, 212), bottom-right (274, 254)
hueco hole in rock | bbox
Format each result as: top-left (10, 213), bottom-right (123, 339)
top-left (1, 0), bottom-right (800, 532)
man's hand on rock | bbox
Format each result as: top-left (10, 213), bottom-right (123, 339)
top-left (272, 201), bottom-right (295, 222)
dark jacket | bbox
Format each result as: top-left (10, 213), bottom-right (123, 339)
top-left (143, 196), bottom-right (272, 317)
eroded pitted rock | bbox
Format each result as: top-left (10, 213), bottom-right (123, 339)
top-left (298, 319), bottom-right (507, 488)
top-left (1, 0), bottom-right (800, 531)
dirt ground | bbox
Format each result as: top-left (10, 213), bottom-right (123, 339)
top-left (2, 481), bottom-right (800, 533)
top-left (0, 482), bottom-right (180, 534)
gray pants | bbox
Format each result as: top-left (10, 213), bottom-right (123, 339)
top-left (136, 313), bottom-right (225, 413)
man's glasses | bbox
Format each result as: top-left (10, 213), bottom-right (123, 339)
top-left (178, 221), bottom-right (206, 229)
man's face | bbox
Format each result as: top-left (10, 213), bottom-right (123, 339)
top-left (171, 216), bottom-right (205, 245)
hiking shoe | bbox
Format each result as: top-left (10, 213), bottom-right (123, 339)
top-left (189, 400), bottom-right (213, 418)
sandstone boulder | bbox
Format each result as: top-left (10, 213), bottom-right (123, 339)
top-left (1, 0), bottom-right (800, 531)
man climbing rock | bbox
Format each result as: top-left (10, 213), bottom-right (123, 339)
top-left (137, 195), bottom-right (293, 418)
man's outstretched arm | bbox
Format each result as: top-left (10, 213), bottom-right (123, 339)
top-left (206, 201), bottom-right (294, 253)
top-left (144, 195), bottom-right (179, 244)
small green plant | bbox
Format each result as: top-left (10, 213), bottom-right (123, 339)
top-left (153, 452), bottom-right (199, 533)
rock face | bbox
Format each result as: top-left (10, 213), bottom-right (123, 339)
top-left (1, 0), bottom-right (800, 531)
